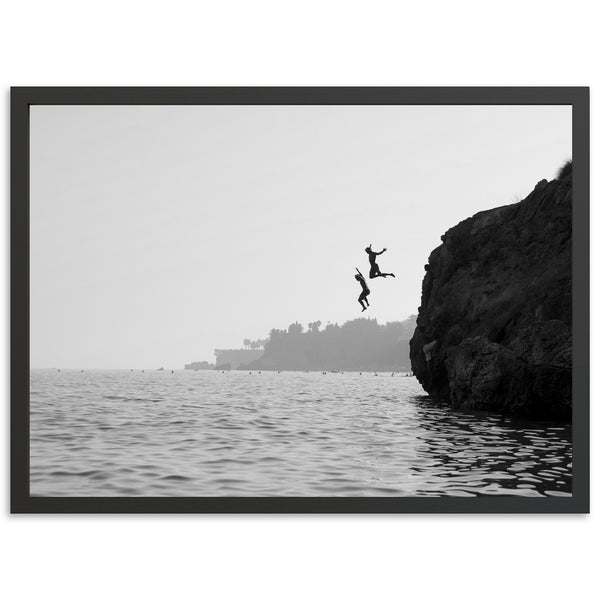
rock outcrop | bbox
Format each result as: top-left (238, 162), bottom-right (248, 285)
top-left (409, 167), bottom-right (572, 419)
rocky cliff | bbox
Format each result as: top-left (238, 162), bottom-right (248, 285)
top-left (409, 166), bottom-right (572, 419)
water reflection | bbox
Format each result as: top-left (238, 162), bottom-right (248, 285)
top-left (407, 397), bottom-right (571, 497)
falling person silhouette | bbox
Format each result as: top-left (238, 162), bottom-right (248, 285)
top-left (365, 244), bottom-right (395, 279)
top-left (355, 268), bottom-right (370, 311)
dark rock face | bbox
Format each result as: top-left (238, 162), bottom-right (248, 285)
top-left (409, 172), bottom-right (572, 419)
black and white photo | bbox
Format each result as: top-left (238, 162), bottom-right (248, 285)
top-left (11, 87), bottom-right (589, 512)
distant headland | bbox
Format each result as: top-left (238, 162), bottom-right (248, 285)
top-left (184, 315), bottom-right (416, 372)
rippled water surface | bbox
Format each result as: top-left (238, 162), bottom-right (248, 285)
top-left (30, 370), bottom-right (572, 497)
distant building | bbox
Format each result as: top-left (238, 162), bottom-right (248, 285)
top-left (184, 361), bottom-right (214, 371)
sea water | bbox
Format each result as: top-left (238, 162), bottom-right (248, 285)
top-left (30, 369), bottom-right (572, 497)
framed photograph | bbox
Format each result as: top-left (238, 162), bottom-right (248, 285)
top-left (11, 87), bottom-right (589, 513)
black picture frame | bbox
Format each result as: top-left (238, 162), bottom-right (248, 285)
top-left (11, 87), bottom-right (590, 514)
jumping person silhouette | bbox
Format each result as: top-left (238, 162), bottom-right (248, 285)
top-left (365, 244), bottom-right (395, 279)
top-left (355, 268), bottom-right (370, 311)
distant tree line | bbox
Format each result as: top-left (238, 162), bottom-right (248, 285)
top-left (242, 338), bottom-right (268, 350)
top-left (242, 315), bottom-right (417, 372)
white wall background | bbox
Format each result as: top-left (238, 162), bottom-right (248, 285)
top-left (1, 1), bottom-right (597, 599)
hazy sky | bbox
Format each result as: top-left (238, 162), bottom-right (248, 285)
top-left (30, 105), bottom-right (571, 368)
